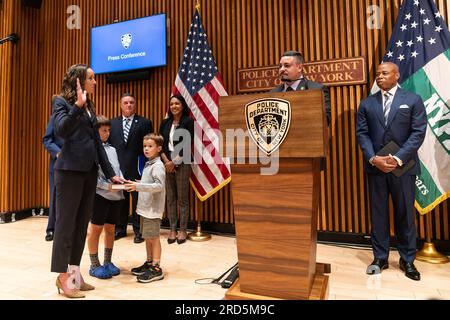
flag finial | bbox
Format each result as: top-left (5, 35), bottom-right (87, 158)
top-left (195, 0), bottom-right (200, 11)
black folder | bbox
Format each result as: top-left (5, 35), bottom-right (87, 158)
top-left (376, 141), bottom-right (415, 177)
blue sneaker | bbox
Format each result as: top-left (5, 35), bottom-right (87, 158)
top-left (89, 265), bottom-right (112, 279)
top-left (104, 262), bottom-right (121, 276)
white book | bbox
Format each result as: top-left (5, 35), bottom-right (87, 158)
top-left (111, 184), bottom-right (126, 190)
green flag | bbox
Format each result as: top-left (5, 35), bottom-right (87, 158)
top-left (372, 0), bottom-right (450, 214)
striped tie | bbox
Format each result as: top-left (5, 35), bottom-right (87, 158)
top-left (383, 92), bottom-right (392, 125)
top-left (123, 118), bottom-right (131, 143)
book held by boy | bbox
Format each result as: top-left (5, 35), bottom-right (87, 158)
top-left (111, 184), bottom-right (126, 190)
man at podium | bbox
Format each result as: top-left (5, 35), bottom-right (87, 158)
top-left (271, 50), bottom-right (331, 125)
top-left (220, 57), bottom-right (332, 299)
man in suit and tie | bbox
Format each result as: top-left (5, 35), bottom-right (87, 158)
top-left (271, 50), bottom-right (331, 125)
top-left (109, 93), bottom-right (153, 243)
top-left (356, 62), bottom-right (427, 281)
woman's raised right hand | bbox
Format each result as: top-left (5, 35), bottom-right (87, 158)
top-left (75, 78), bottom-right (87, 108)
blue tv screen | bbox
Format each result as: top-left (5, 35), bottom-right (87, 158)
top-left (90, 14), bottom-right (167, 74)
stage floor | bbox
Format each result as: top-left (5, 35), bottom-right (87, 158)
top-left (1, 218), bottom-right (449, 300)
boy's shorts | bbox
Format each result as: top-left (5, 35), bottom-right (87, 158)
top-left (141, 217), bottom-right (161, 239)
top-left (91, 194), bottom-right (122, 226)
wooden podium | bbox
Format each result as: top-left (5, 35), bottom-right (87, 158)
top-left (219, 90), bottom-right (330, 300)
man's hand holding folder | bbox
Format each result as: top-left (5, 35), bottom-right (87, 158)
top-left (374, 141), bottom-right (415, 177)
top-left (371, 155), bottom-right (398, 174)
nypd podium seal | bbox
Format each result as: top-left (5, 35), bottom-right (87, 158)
top-left (245, 98), bottom-right (291, 156)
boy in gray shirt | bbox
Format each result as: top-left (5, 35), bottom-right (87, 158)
top-left (125, 134), bottom-right (166, 283)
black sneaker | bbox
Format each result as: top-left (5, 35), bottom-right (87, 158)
top-left (134, 234), bottom-right (145, 244)
top-left (131, 261), bottom-right (152, 276)
top-left (137, 265), bottom-right (164, 283)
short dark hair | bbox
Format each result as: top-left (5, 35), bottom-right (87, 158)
top-left (121, 93), bottom-right (136, 101)
top-left (281, 51), bottom-right (304, 64)
top-left (144, 133), bottom-right (164, 148)
top-left (96, 115), bottom-right (111, 128)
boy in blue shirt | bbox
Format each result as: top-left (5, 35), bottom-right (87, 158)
top-left (87, 116), bottom-right (125, 279)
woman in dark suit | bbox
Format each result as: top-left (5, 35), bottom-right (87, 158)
top-left (51, 64), bottom-right (122, 298)
top-left (160, 94), bottom-right (194, 245)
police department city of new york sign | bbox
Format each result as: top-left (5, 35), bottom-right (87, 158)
top-left (245, 98), bottom-right (291, 156)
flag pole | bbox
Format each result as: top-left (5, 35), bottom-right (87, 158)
top-left (188, 196), bottom-right (211, 241)
top-left (186, 0), bottom-right (211, 242)
top-left (416, 213), bottom-right (449, 264)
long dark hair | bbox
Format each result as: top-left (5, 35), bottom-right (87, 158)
top-left (60, 64), bottom-right (94, 111)
top-left (168, 94), bottom-right (191, 119)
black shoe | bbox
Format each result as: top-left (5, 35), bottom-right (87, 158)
top-left (177, 231), bottom-right (187, 244)
top-left (114, 231), bottom-right (127, 241)
top-left (131, 261), bottom-right (152, 276)
top-left (134, 234), bottom-right (144, 243)
top-left (366, 258), bottom-right (389, 275)
top-left (137, 265), bottom-right (164, 283)
top-left (45, 231), bottom-right (54, 241)
top-left (167, 238), bottom-right (176, 244)
top-left (399, 258), bottom-right (421, 281)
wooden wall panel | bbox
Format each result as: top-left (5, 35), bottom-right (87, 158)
top-left (0, 0), bottom-right (13, 213)
top-left (1, 0), bottom-right (449, 242)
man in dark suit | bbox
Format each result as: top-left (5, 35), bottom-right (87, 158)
top-left (271, 50), bottom-right (331, 125)
top-left (109, 93), bottom-right (153, 243)
top-left (273, 50), bottom-right (331, 173)
top-left (42, 112), bottom-right (64, 241)
top-left (356, 62), bottom-right (427, 281)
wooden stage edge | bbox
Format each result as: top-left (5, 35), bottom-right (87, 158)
top-left (225, 263), bottom-right (330, 300)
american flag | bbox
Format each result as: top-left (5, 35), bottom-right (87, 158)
top-left (378, 0), bottom-right (450, 83)
top-left (374, 0), bottom-right (450, 214)
top-left (173, 8), bottom-right (231, 201)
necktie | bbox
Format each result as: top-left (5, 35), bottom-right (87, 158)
top-left (383, 92), bottom-right (392, 125)
top-left (286, 86), bottom-right (294, 92)
top-left (123, 118), bottom-right (131, 143)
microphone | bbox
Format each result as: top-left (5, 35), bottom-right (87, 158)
top-left (0, 33), bottom-right (19, 45)
top-left (9, 33), bottom-right (19, 44)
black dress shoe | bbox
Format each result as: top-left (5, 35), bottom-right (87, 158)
top-left (177, 238), bottom-right (186, 245)
top-left (45, 231), bottom-right (54, 241)
top-left (167, 238), bottom-right (176, 244)
top-left (366, 258), bottom-right (389, 274)
top-left (399, 258), bottom-right (421, 281)
top-left (114, 231), bottom-right (127, 241)
top-left (134, 234), bottom-right (144, 244)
